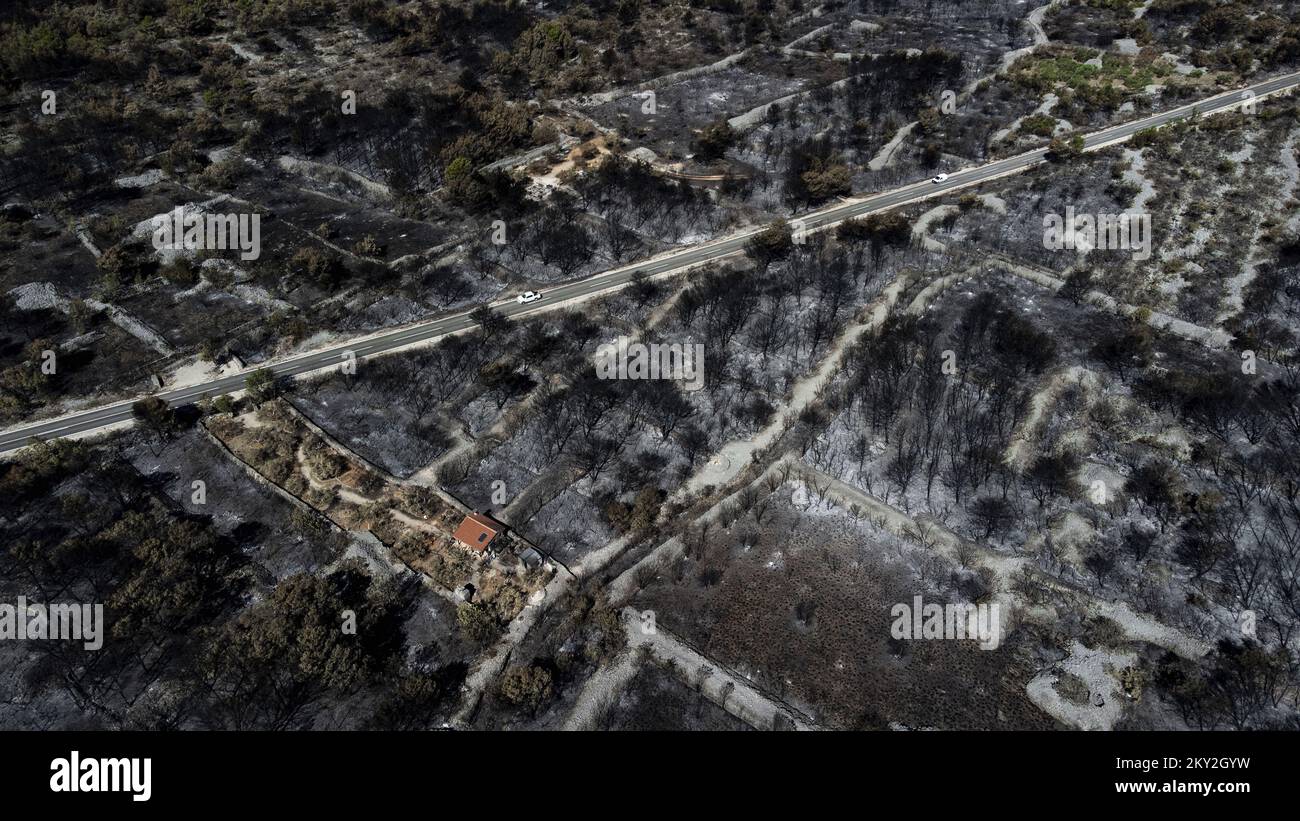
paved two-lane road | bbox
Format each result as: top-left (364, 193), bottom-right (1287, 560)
top-left (3, 70), bottom-right (1297, 454)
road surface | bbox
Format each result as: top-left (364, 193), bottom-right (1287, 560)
top-left (3, 70), bottom-right (1297, 454)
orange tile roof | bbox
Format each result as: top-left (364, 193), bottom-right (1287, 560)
top-left (452, 512), bottom-right (501, 552)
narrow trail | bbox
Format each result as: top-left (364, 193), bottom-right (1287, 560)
top-left (868, 121), bottom-right (918, 171)
top-left (1003, 365), bottom-right (1101, 472)
top-left (910, 209), bottom-right (1240, 352)
top-left (449, 530), bottom-right (634, 728)
top-left (795, 459), bottom-right (1209, 661)
top-left (984, 252), bottom-right (1235, 350)
top-left (561, 651), bottom-right (639, 731)
top-left (680, 269), bottom-right (916, 497)
top-left (609, 261), bottom-right (975, 604)
top-left (794, 453), bottom-right (1208, 730)
top-left (959, 0), bottom-right (1062, 100)
top-left (619, 607), bottom-right (819, 731)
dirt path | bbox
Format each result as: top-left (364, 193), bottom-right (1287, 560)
top-left (284, 400), bottom-right (472, 516)
top-left (450, 530), bottom-right (637, 728)
top-left (728, 76), bottom-right (854, 131)
top-left (909, 211), bottom-right (1241, 353)
top-left (680, 269), bottom-right (916, 497)
top-left (1004, 365), bottom-right (1100, 472)
top-left (911, 204), bottom-right (960, 252)
top-left (797, 457), bottom-right (1206, 730)
top-left (1218, 127), bottom-right (1300, 323)
top-left (406, 412), bottom-right (475, 483)
top-left (561, 650), bottom-right (640, 730)
top-left (984, 251), bottom-right (1235, 349)
top-left (1026, 1), bottom-right (1060, 47)
top-left (795, 460), bottom-right (1209, 661)
top-left (868, 121), bottom-right (918, 171)
top-left (8, 280), bottom-right (177, 357)
top-left (73, 225), bottom-right (103, 258)
top-left (277, 156), bottom-right (393, 202)
top-left (611, 263), bottom-right (967, 603)
top-left (905, 269), bottom-right (968, 314)
top-left (565, 50), bottom-right (752, 108)
top-left (620, 608), bottom-right (819, 730)
top-left (953, 0), bottom-right (1063, 103)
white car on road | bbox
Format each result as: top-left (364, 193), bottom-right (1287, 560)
top-left (516, 290), bottom-right (543, 304)
top-left (931, 173), bottom-right (949, 184)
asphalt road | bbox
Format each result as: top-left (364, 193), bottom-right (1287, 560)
top-left (3, 70), bottom-right (1298, 454)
